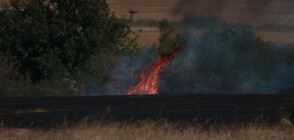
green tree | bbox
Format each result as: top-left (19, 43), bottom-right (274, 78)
top-left (0, 0), bottom-right (137, 82)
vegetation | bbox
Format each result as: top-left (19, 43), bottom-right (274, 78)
top-left (1, 121), bottom-right (294, 140)
top-left (0, 0), bottom-right (138, 96)
top-left (158, 18), bottom-right (181, 54)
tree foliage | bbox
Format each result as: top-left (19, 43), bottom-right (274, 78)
top-left (158, 18), bottom-right (181, 54)
top-left (0, 0), bottom-right (137, 82)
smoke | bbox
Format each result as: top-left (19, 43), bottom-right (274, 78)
top-left (90, 0), bottom-right (294, 95)
top-left (102, 46), bottom-right (159, 95)
top-left (172, 0), bottom-right (294, 28)
top-left (158, 0), bottom-right (294, 94)
top-left (159, 24), bottom-right (294, 93)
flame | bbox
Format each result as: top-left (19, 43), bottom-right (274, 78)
top-left (127, 43), bottom-right (186, 95)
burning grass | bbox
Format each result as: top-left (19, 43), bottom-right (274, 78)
top-left (1, 121), bottom-right (294, 140)
top-left (127, 43), bottom-right (186, 95)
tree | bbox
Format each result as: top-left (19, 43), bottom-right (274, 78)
top-left (158, 18), bottom-right (181, 54)
top-left (0, 0), bottom-right (137, 82)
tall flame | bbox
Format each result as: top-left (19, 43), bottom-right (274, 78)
top-left (127, 43), bottom-right (186, 95)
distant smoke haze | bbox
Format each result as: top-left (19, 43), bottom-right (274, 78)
top-left (172, 0), bottom-right (294, 27)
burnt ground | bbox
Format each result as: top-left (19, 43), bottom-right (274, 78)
top-left (0, 94), bottom-right (294, 128)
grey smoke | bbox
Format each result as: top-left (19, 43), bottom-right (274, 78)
top-left (154, 0), bottom-right (294, 94)
top-left (103, 46), bottom-right (159, 95)
top-left (159, 22), bottom-right (294, 93)
top-left (172, 0), bottom-right (294, 28)
top-left (91, 0), bottom-right (294, 95)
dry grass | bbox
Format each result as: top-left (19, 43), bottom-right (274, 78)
top-left (11, 108), bottom-right (47, 114)
top-left (1, 122), bottom-right (294, 140)
top-left (108, 0), bottom-right (179, 21)
top-left (108, 0), bottom-right (294, 44)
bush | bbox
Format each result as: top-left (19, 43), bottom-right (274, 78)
top-left (0, 54), bottom-right (24, 97)
top-left (158, 18), bottom-right (181, 54)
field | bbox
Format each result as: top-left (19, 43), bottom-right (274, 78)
top-left (1, 0), bottom-right (294, 139)
top-left (108, 0), bottom-right (294, 44)
top-left (1, 94), bottom-right (294, 128)
top-left (1, 94), bottom-right (294, 139)
top-left (1, 122), bottom-right (294, 140)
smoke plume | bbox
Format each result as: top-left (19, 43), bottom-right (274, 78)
top-left (92, 0), bottom-right (294, 95)
top-left (158, 0), bottom-right (294, 93)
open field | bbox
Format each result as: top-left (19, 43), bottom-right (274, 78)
top-left (0, 94), bottom-right (294, 128)
top-left (1, 122), bottom-right (294, 140)
top-left (1, 94), bottom-right (294, 139)
top-left (108, 0), bottom-right (294, 44)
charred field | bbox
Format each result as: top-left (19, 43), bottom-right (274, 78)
top-left (1, 94), bottom-right (294, 128)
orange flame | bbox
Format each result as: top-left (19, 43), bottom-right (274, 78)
top-left (127, 43), bottom-right (186, 95)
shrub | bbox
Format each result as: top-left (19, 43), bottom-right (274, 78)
top-left (158, 18), bottom-right (181, 54)
top-left (0, 54), bottom-right (24, 97)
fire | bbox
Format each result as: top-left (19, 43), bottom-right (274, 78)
top-left (127, 43), bottom-right (186, 95)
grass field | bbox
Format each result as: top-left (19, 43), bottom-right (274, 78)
top-left (1, 122), bottom-right (294, 140)
top-left (108, 0), bottom-right (294, 44)
top-left (1, 94), bottom-right (294, 128)
top-left (1, 94), bottom-right (293, 139)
